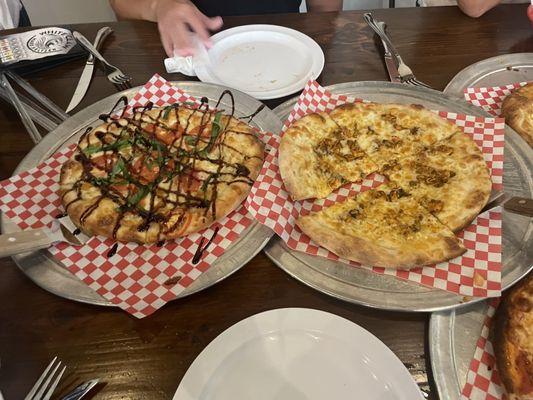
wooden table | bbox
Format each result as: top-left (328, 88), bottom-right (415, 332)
top-left (0, 5), bottom-right (531, 399)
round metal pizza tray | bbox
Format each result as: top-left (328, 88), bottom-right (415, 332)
top-left (429, 300), bottom-right (491, 400)
top-left (0, 81), bottom-right (281, 306)
top-left (266, 81), bottom-right (533, 312)
top-left (445, 53), bottom-right (533, 96)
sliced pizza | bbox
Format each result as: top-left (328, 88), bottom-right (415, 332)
top-left (329, 102), bottom-right (461, 168)
top-left (278, 111), bottom-right (377, 200)
top-left (296, 184), bottom-right (466, 269)
top-left (381, 132), bottom-right (492, 232)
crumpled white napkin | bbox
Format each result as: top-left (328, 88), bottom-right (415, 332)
top-left (163, 35), bottom-right (210, 77)
top-left (164, 56), bottom-right (196, 76)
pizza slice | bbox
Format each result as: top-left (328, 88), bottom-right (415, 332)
top-left (329, 102), bottom-right (461, 168)
top-left (381, 132), bottom-right (492, 232)
top-left (296, 184), bottom-right (466, 269)
top-left (494, 274), bottom-right (533, 400)
top-left (279, 111), bottom-right (377, 200)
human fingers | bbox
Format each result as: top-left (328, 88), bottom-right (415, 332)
top-left (183, 9), bottom-right (212, 44)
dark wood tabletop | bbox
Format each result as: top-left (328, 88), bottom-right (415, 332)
top-left (0, 4), bottom-right (531, 399)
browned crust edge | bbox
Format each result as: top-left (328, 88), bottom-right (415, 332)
top-left (295, 213), bottom-right (466, 270)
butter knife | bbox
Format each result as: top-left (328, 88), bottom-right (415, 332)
top-left (66, 27), bottom-right (113, 113)
top-left (376, 21), bottom-right (401, 83)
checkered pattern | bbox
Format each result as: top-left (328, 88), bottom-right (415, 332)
top-left (461, 298), bottom-right (506, 400)
top-left (464, 81), bottom-right (530, 116)
top-left (245, 80), bottom-right (504, 298)
top-left (0, 74), bottom-right (264, 318)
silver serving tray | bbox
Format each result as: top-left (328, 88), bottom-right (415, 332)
top-left (445, 53), bottom-right (533, 96)
top-left (0, 82), bottom-right (281, 306)
top-left (430, 54), bottom-right (533, 399)
top-left (266, 81), bottom-right (533, 312)
top-left (430, 301), bottom-right (490, 400)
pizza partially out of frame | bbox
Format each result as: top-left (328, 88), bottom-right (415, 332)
top-left (501, 82), bottom-right (533, 148)
top-left (279, 102), bottom-right (492, 268)
top-left (493, 273), bottom-right (533, 400)
top-left (59, 102), bottom-right (264, 244)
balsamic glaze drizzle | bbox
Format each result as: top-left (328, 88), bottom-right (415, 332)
top-left (63, 91), bottom-right (260, 245)
top-left (107, 242), bottom-right (119, 258)
top-left (192, 227), bottom-right (220, 264)
top-left (240, 104), bottom-right (266, 123)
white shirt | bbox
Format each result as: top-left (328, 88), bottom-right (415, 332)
top-left (0, 0), bottom-right (22, 30)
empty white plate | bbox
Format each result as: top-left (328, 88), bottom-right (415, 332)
top-left (173, 308), bottom-right (423, 400)
top-left (194, 25), bottom-right (324, 100)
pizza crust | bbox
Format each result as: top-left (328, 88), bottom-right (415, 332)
top-left (501, 83), bottom-right (533, 148)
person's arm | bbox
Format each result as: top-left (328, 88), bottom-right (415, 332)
top-left (457, 0), bottom-right (501, 18)
top-left (306, 0), bottom-right (343, 12)
top-left (109, 0), bottom-right (222, 57)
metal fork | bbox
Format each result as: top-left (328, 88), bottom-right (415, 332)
top-left (72, 31), bottom-right (133, 91)
top-left (24, 357), bottom-right (66, 400)
top-left (363, 12), bottom-right (432, 89)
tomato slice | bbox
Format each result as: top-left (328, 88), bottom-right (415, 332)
top-left (145, 122), bottom-right (182, 145)
top-left (178, 170), bottom-right (201, 192)
top-left (109, 182), bottom-right (132, 197)
top-left (91, 154), bottom-right (117, 172)
top-left (131, 156), bottom-right (160, 184)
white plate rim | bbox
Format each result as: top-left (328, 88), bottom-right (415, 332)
top-left (173, 308), bottom-right (423, 400)
top-left (194, 24), bottom-right (325, 100)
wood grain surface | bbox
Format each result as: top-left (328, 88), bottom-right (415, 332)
top-left (0, 5), bottom-right (532, 399)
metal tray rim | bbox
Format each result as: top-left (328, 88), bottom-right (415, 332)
top-left (444, 52), bottom-right (533, 97)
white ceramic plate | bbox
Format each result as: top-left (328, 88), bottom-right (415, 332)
top-left (194, 25), bottom-right (324, 100)
top-left (173, 308), bottom-right (423, 400)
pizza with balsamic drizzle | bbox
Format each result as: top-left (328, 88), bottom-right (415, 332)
top-left (59, 95), bottom-right (264, 244)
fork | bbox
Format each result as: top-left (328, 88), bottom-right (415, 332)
top-left (72, 31), bottom-right (133, 91)
top-left (24, 357), bottom-right (66, 400)
top-left (363, 13), bottom-right (432, 90)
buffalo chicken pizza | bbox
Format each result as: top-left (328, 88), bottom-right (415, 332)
top-left (493, 274), bottom-right (533, 400)
top-left (59, 103), bottom-right (264, 244)
top-left (279, 103), bottom-right (492, 268)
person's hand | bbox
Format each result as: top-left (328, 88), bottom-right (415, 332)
top-left (154, 0), bottom-right (223, 57)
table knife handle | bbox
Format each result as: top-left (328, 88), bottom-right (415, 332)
top-left (73, 31), bottom-right (114, 70)
top-left (363, 13), bottom-right (402, 64)
top-left (0, 228), bottom-right (55, 258)
top-left (89, 26), bottom-right (113, 63)
top-left (503, 196), bottom-right (533, 217)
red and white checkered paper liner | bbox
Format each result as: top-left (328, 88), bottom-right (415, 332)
top-left (0, 74), bottom-right (269, 318)
top-left (461, 298), bottom-right (507, 400)
top-left (464, 81), bottom-right (530, 116)
top-left (245, 80), bottom-right (504, 298)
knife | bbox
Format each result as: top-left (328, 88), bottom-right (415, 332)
top-left (66, 27), bottom-right (113, 113)
top-left (480, 192), bottom-right (533, 217)
top-left (376, 21), bottom-right (401, 83)
top-left (61, 379), bottom-right (100, 400)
